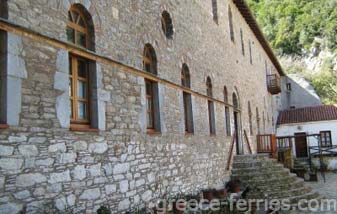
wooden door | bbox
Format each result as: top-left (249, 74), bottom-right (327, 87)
top-left (295, 133), bottom-right (308, 158)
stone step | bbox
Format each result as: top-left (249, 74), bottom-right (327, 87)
top-left (231, 164), bottom-right (286, 175)
top-left (231, 168), bottom-right (290, 179)
top-left (241, 173), bottom-right (298, 187)
top-left (266, 186), bottom-right (312, 199)
top-left (232, 159), bottom-right (281, 169)
top-left (233, 154), bottom-right (270, 162)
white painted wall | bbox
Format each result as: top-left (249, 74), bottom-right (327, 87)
top-left (277, 120), bottom-right (337, 158)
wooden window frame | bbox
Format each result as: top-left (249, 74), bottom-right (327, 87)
top-left (320, 131), bottom-right (332, 147)
top-left (69, 54), bottom-right (91, 129)
top-left (67, 7), bottom-right (90, 48)
top-left (145, 79), bottom-right (155, 131)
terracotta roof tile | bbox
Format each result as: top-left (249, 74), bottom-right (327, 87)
top-left (278, 105), bottom-right (337, 125)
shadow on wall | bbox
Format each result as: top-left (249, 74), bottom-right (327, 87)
top-left (281, 74), bottom-right (321, 110)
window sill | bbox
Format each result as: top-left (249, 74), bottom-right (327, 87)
top-left (0, 124), bottom-right (9, 129)
top-left (147, 129), bottom-right (161, 136)
top-left (70, 125), bottom-right (99, 133)
top-left (185, 132), bottom-right (194, 136)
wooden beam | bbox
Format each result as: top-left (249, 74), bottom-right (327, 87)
top-left (0, 18), bottom-right (237, 109)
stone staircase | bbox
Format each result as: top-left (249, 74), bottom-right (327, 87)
top-left (231, 154), bottom-right (323, 212)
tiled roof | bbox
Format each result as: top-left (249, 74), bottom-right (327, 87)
top-left (278, 105), bottom-right (337, 125)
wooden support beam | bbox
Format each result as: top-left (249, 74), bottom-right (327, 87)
top-left (0, 18), bottom-right (237, 109)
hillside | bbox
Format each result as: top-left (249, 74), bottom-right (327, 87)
top-left (247, 0), bottom-right (337, 104)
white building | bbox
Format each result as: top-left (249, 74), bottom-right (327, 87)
top-left (276, 105), bottom-right (337, 169)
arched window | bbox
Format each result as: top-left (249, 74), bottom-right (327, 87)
top-left (143, 44), bottom-right (161, 132)
top-left (212, 0), bottom-right (218, 24)
top-left (181, 64), bottom-right (194, 133)
top-left (248, 102), bottom-right (253, 135)
top-left (233, 93), bottom-right (239, 109)
top-left (224, 86), bottom-right (230, 136)
top-left (181, 64), bottom-right (191, 88)
top-left (161, 11), bottom-right (174, 39)
top-left (143, 44), bottom-right (158, 75)
top-left (256, 107), bottom-right (260, 134)
top-left (67, 5), bottom-right (96, 129)
top-left (206, 76), bottom-right (213, 97)
top-left (223, 86), bottom-right (228, 103)
top-left (206, 77), bottom-right (216, 135)
top-left (228, 6), bottom-right (234, 42)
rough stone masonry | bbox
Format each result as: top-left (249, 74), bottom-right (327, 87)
top-left (0, 0), bottom-right (281, 213)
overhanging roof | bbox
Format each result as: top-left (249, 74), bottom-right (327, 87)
top-left (233, 0), bottom-right (285, 76)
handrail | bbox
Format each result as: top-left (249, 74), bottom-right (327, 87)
top-left (226, 131), bottom-right (236, 171)
top-left (243, 130), bottom-right (253, 154)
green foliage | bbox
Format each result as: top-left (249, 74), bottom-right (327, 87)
top-left (310, 70), bottom-right (337, 105)
top-left (247, 0), bottom-right (337, 55)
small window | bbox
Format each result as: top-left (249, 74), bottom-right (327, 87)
top-left (208, 101), bottom-right (216, 135)
top-left (240, 29), bottom-right (245, 56)
top-left (143, 44), bottom-right (161, 133)
top-left (161, 11), bottom-right (174, 39)
top-left (248, 102), bottom-right (253, 136)
top-left (256, 107), bottom-right (260, 134)
top-left (286, 83), bottom-right (292, 91)
top-left (320, 131), bottom-right (332, 147)
top-left (181, 64), bottom-right (194, 134)
top-left (225, 107), bottom-right (231, 136)
top-left (206, 77), bottom-right (216, 135)
top-left (228, 6), bottom-right (234, 42)
top-left (249, 40), bottom-right (252, 64)
top-left (233, 93), bottom-right (239, 109)
top-left (223, 86), bottom-right (228, 103)
top-left (206, 76), bottom-right (213, 97)
top-left (262, 111), bottom-right (266, 133)
top-left (212, 0), bottom-right (218, 24)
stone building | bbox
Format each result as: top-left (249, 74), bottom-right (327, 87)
top-left (0, 0), bottom-right (283, 213)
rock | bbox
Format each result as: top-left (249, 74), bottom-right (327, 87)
top-left (102, 163), bottom-right (113, 176)
top-left (33, 187), bottom-right (45, 196)
top-left (55, 196), bottom-right (67, 211)
top-left (136, 179), bottom-right (145, 187)
top-left (8, 135), bottom-right (27, 143)
top-left (28, 137), bottom-right (47, 144)
top-left (16, 173), bottom-right (46, 187)
top-left (59, 153), bottom-right (76, 164)
top-left (73, 165), bottom-right (86, 180)
top-left (14, 190), bottom-right (31, 200)
top-left (0, 158), bottom-right (23, 170)
top-left (35, 158), bottom-right (54, 166)
top-left (0, 177), bottom-right (4, 188)
top-left (119, 180), bottom-right (128, 193)
top-left (0, 203), bottom-right (23, 214)
top-left (18, 145), bottom-right (39, 157)
top-left (89, 163), bottom-right (101, 176)
top-left (48, 143), bottom-right (66, 153)
top-left (147, 173), bottom-right (156, 183)
top-left (142, 190), bottom-right (152, 202)
top-left (73, 141), bottom-right (87, 151)
top-left (113, 163), bottom-right (130, 174)
top-left (105, 184), bottom-right (116, 194)
top-left (88, 142), bottom-right (108, 154)
top-left (0, 145), bottom-right (14, 156)
top-left (118, 198), bottom-right (130, 211)
top-left (67, 194), bottom-right (76, 207)
top-left (79, 188), bottom-right (100, 200)
top-left (49, 170), bottom-right (71, 184)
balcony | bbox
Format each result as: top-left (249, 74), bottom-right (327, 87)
top-left (267, 74), bottom-right (281, 94)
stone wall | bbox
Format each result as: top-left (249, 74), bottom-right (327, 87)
top-left (0, 0), bottom-right (280, 213)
